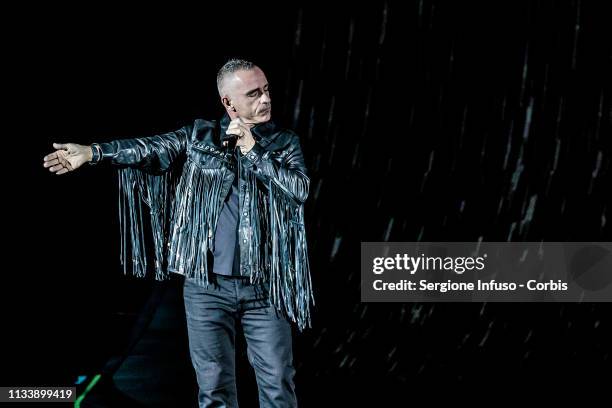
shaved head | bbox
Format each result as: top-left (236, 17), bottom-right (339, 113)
top-left (217, 58), bottom-right (256, 97)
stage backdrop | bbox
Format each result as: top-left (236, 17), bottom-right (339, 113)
top-left (6, 0), bottom-right (611, 404)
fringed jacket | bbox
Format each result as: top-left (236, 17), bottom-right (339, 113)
top-left (96, 114), bottom-right (313, 330)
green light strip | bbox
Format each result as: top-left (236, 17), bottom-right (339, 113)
top-left (74, 374), bottom-right (102, 408)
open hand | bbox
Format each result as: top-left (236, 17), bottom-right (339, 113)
top-left (43, 143), bottom-right (92, 175)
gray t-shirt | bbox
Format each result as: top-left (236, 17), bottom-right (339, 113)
top-left (212, 151), bottom-right (243, 276)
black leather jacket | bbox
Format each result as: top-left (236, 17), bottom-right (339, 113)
top-left (96, 114), bottom-right (314, 330)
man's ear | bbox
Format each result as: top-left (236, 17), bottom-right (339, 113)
top-left (221, 96), bottom-right (235, 111)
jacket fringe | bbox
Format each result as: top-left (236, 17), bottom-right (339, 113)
top-left (266, 180), bottom-right (314, 331)
top-left (244, 171), bottom-right (315, 331)
top-left (166, 160), bottom-right (226, 286)
top-left (117, 161), bottom-right (314, 331)
top-left (118, 167), bottom-right (178, 281)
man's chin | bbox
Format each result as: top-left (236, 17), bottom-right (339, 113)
top-left (258, 111), bottom-right (272, 122)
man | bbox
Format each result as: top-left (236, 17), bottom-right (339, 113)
top-left (43, 59), bottom-right (313, 407)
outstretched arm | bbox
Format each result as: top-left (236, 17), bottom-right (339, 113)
top-left (42, 125), bottom-right (191, 175)
top-left (97, 126), bottom-right (190, 173)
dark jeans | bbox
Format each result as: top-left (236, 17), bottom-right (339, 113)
top-left (183, 274), bottom-right (297, 408)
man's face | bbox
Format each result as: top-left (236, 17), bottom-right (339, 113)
top-left (221, 67), bottom-right (272, 125)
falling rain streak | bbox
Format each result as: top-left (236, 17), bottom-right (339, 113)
top-left (278, 0), bottom-right (610, 387)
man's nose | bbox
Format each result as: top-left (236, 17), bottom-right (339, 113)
top-left (260, 92), bottom-right (271, 104)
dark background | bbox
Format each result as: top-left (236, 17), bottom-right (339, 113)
top-left (5, 0), bottom-right (612, 405)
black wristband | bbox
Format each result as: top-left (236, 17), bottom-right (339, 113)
top-left (89, 143), bottom-right (102, 165)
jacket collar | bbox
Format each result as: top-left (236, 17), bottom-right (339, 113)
top-left (219, 113), bottom-right (278, 148)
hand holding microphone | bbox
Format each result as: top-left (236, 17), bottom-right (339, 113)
top-left (224, 117), bottom-right (256, 154)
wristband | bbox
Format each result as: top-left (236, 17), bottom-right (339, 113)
top-left (89, 143), bottom-right (102, 165)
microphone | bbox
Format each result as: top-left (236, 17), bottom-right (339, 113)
top-left (221, 133), bottom-right (238, 150)
top-left (221, 133), bottom-right (238, 163)
top-left (223, 103), bottom-right (239, 151)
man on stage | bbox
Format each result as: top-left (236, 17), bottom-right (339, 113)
top-left (43, 59), bottom-right (313, 407)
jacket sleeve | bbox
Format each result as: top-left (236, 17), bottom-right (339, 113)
top-left (97, 125), bottom-right (192, 174)
top-left (240, 132), bottom-right (310, 204)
